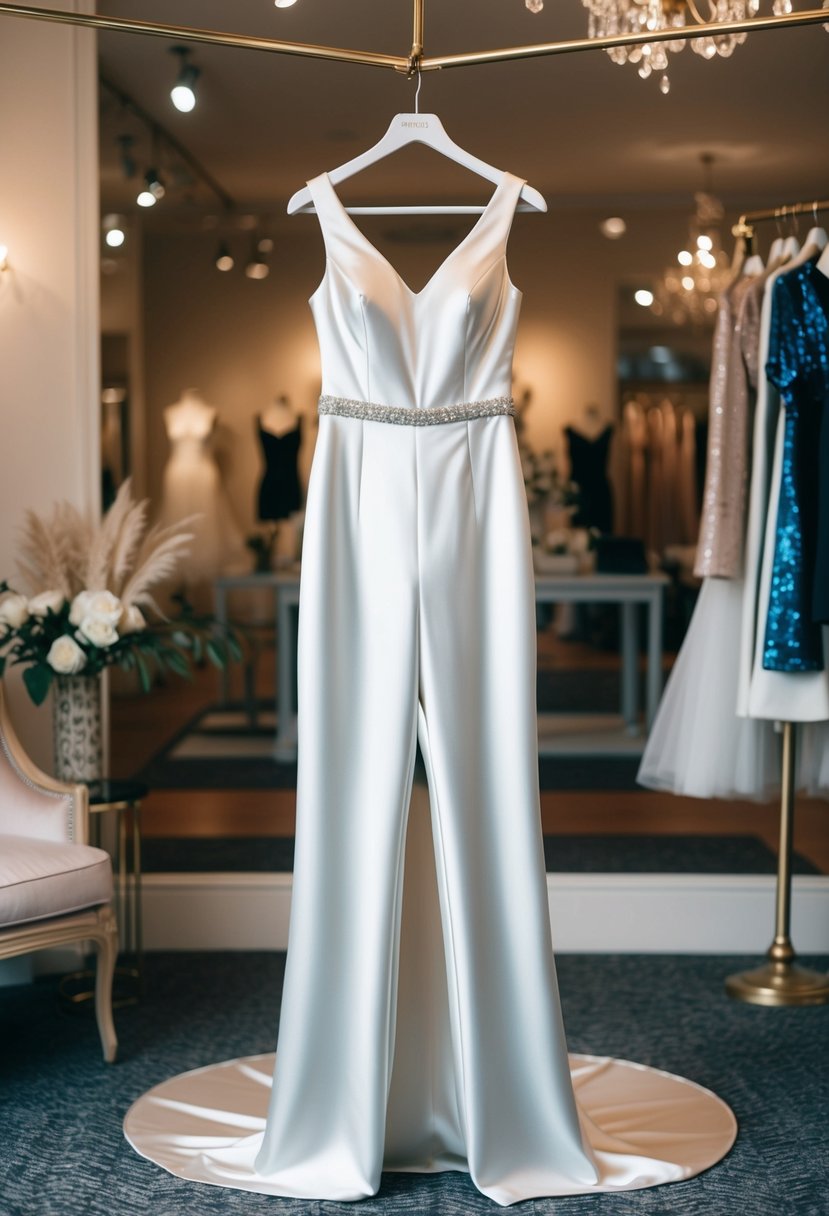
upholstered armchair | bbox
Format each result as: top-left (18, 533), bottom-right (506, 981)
top-left (0, 683), bottom-right (118, 1062)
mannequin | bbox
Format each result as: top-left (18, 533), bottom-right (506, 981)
top-left (565, 402), bottom-right (613, 533)
top-left (259, 394), bottom-right (299, 439)
top-left (256, 395), bottom-right (302, 524)
top-left (157, 388), bottom-right (246, 584)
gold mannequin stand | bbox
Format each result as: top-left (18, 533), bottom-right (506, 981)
top-left (726, 722), bottom-right (829, 1007)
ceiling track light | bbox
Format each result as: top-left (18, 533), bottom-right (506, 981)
top-left (101, 76), bottom-right (235, 219)
top-left (103, 213), bottom-right (127, 248)
top-left (245, 232), bottom-right (270, 279)
top-left (215, 241), bottom-right (234, 272)
top-left (116, 133), bottom-right (136, 179)
top-left (137, 166), bottom-right (165, 208)
top-left (0, 243), bottom-right (10, 273)
top-left (170, 45), bottom-right (200, 113)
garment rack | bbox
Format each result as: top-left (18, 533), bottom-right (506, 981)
top-left (734, 199), bottom-right (829, 252)
top-left (726, 195), bottom-right (829, 1006)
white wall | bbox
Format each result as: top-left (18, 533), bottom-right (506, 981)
top-left (0, 1), bottom-right (99, 766)
top-left (141, 204), bottom-right (702, 537)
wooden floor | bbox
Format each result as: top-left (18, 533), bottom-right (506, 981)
top-left (110, 627), bottom-right (829, 873)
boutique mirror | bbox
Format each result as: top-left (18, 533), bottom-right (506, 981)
top-left (90, 0), bottom-right (829, 904)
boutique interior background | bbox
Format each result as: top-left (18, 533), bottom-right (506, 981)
top-left (1, 0), bottom-right (828, 960)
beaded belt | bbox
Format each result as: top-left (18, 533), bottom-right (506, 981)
top-left (318, 394), bottom-right (516, 426)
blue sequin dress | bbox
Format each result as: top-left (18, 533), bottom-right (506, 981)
top-left (762, 259), bottom-right (829, 672)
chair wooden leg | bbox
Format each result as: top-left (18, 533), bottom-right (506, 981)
top-left (93, 906), bottom-right (119, 1063)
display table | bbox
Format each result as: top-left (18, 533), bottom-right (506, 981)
top-left (214, 569), bottom-right (666, 760)
top-left (534, 573), bottom-right (667, 756)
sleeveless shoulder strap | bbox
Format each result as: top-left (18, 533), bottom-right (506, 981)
top-left (305, 173), bottom-right (355, 255)
top-left (495, 172), bottom-right (527, 246)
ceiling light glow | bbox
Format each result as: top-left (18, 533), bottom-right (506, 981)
top-left (600, 216), bottom-right (627, 239)
top-left (634, 289), bottom-right (654, 307)
top-left (170, 46), bottom-right (200, 112)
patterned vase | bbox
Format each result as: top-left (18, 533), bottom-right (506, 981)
top-left (52, 674), bottom-right (103, 783)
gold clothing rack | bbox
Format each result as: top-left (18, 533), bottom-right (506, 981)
top-left (0, 0), bottom-right (828, 75)
top-left (734, 199), bottom-right (829, 241)
top-left (726, 192), bottom-right (828, 1006)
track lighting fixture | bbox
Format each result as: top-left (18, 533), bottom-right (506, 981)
top-left (116, 133), bottom-right (136, 179)
top-left (137, 168), bottom-right (165, 208)
top-left (245, 234), bottom-right (270, 279)
top-left (103, 214), bottom-right (126, 248)
top-left (170, 46), bottom-right (200, 113)
top-left (215, 241), bottom-right (234, 272)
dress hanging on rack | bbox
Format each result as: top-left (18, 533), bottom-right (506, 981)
top-left (641, 235), bottom-right (829, 800)
top-left (125, 160), bottom-right (736, 1204)
top-left (746, 257), bottom-right (829, 719)
top-left (639, 266), bottom-right (783, 799)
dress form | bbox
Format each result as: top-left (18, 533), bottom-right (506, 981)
top-left (158, 389), bottom-right (246, 584)
top-left (260, 394), bottom-right (299, 439)
top-left (257, 397), bottom-right (303, 520)
top-left (564, 404), bottom-right (613, 534)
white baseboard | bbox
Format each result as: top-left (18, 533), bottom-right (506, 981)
top-left (141, 872), bottom-right (829, 955)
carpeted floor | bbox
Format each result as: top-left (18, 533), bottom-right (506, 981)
top-left (1, 952), bottom-right (827, 1215)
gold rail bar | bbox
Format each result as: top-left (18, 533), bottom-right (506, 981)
top-left (0, 3), bottom-right (827, 73)
top-left (0, 3), bottom-right (407, 70)
top-left (738, 198), bottom-right (829, 227)
top-left (411, 0), bottom-right (424, 63)
top-left (420, 8), bottom-right (829, 70)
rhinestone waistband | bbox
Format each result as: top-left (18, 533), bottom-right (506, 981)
top-left (318, 394), bottom-right (516, 426)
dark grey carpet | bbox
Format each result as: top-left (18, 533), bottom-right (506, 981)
top-left (140, 834), bottom-right (821, 876)
top-left (1, 953), bottom-right (828, 1215)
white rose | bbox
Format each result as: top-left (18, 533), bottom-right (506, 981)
top-left (0, 592), bottom-right (29, 630)
top-left (69, 591), bottom-right (93, 626)
top-left (28, 589), bottom-right (66, 617)
top-left (77, 615), bottom-right (119, 648)
top-left (47, 635), bottom-right (87, 674)
top-left (119, 603), bottom-right (146, 634)
top-left (69, 589), bottom-right (122, 627)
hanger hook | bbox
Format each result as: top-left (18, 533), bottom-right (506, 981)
top-left (413, 65), bottom-right (422, 114)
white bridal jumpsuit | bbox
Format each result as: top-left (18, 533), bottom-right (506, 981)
top-left (124, 169), bottom-right (736, 1205)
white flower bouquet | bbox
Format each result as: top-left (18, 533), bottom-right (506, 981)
top-left (0, 479), bottom-right (242, 705)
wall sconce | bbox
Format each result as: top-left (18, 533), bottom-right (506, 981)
top-left (0, 244), bottom-right (9, 273)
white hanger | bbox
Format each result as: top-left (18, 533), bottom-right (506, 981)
top-left (288, 71), bottom-right (546, 217)
top-left (816, 242), bottom-right (829, 278)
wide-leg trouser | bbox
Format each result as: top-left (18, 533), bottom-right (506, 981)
top-left (254, 413), bottom-right (597, 1205)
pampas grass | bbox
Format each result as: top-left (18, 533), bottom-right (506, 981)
top-left (16, 479), bottom-right (195, 608)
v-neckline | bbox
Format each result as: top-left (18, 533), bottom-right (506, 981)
top-left (322, 170), bottom-right (510, 300)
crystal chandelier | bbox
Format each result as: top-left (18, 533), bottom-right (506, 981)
top-left (646, 154), bottom-right (732, 325)
top-left (525, 0), bottom-right (796, 92)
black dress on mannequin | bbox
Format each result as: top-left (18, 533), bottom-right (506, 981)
top-left (256, 417), bottom-right (302, 521)
top-left (565, 424), bottom-right (614, 533)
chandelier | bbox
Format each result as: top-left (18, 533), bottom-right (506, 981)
top-left (525, 0), bottom-right (797, 93)
top-left (644, 154), bottom-right (732, 325)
